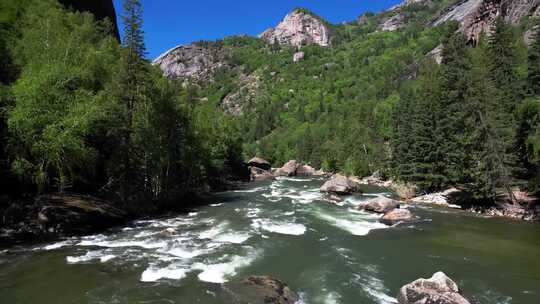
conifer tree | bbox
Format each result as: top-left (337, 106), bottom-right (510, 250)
top-left (528, 26), bottom-right (540, 96)
top-left (437, 31), bottom-right (473, 184)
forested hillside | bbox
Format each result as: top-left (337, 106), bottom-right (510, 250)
top-left (0, 0), bottom-right (245, 208)
top-left (156, 0), bottom-right (540, 203)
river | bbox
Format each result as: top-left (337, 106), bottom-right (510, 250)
top-left (1, 177), bottom-right (539, 303)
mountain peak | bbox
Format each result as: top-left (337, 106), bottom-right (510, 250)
top-left (259, 8), bottom-right (332, 48)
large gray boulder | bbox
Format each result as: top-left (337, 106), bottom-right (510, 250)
top-left (397, 272), bottom-right (471, 304)
top-left (320, 174), bottom-right (361, 195)
top-left (275, 160), bottom-right (299, 177)
top-left (362, 197), bottom-right (400, 214)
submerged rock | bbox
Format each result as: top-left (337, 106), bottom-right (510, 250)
top-left (397, 271), bottom-right (471, 304)
top-left (224, 276), bottom-right (298, 304)
top-left (323, 194), bottom-right (344, 205)
top-left (274, 160), bottom-right (299, 177)
top-left (381, 208), bottom-right (414, 225)
top-left (320, 174), bottom-right (361, 195)
top-left (361, 197), bottom-right (399, 214)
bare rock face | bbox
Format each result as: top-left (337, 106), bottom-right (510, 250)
top-left (275, 160), bottom-right (299, 177)
top-left (383, 0), bottom-right (431, 31)
top-left (320, 174), bottom-right (361, 194)
top-left (259, 9), bottom-right (331, 47)
top-left (361, 197), bottom-right (400, 214)
top-left (397, 272), bottom-right (471, 304)
top-left (293, 51), bottom-right (305, 62)
top-left (222, 73), bottom-right (261, 116)
top-left (153, 44), bottom-right (227, 82)
top-left (434, 0), bottom-right (540, 43)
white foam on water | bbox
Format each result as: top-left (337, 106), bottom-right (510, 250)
top-left (188, 212), bottom-right (198, 217)
top-left (66, 250), bottom-right (116, 264)
top-left (192, 253), bottom-right (258, 283)
top-left (214, 232), bottom-right (252, 244)
top-left (322, 292), bottom-right (342, 304)
top-left (251, 219), bottom-right (307, 236)
top-left (315, 212), bottom-right (387, 236)
top-left (198, 222), bottom-right (229, 240)
top-left (140, 265), bottom-right (190, 282)
top-left (78, 239), bottom-right (167, 249)
top-left (42, 240), bottom-right (72, 250)
top-left (246, 208), bottom-right (261, 218)
top-left (210, 203), bottom-right (223, 207)
top-left (284, 211), bottom-right (296, 216)
top-left (232, 186), bottom-right (266, 193)
top-left (161, 247), bottom-right (211, 259)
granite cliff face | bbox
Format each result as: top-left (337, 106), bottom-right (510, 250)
top-left (59, 0), bottom-right (119, 40)
top-left (434, 0), bottom-right (540, 42)
top-left (259, 9), bottom-right (332, 47)
top-left (152, 44), bottom-right (228, 82)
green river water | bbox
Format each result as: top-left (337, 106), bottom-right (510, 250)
top-left (1, 177), bottom-right (539, 303)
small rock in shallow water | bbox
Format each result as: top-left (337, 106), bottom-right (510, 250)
top-left (160, 228), bottom-right (176, 237)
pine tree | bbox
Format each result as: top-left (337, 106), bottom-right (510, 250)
top-left (486, 17), bottom-right (521, 114)
top-left (437, 31), bottom-right (473, 185)
top-left (528, 26), bottom-right (540, 96)
top-left (467, 43), bottom-right (517, 202)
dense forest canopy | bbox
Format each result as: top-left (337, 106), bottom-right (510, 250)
top-left (0, 0), bottom-right (539, 208)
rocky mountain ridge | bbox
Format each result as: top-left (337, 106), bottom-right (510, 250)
top-left (258, 8), bottom-right (332, 48)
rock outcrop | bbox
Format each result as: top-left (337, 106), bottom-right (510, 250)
top-left (434, 0), bottom-right (540, 43)
top-left (275, 160), bottom-right (299, 177)
top-left (224, 276), bottom-right (298, 304)
top-left (153, 44), bottom-right (227, 82)
top-left (222, 73), bottom-right (261, 116)
top-left (361, 197), bottom-right (400, 213)
top-left (411, 188), bottom-right (468, 208)
top-left (320, 174), bottom-right (361, 194)
top-left (259, 9), bottom-right (332, 47)
top-left (397, 272), bottom-right (471, 304)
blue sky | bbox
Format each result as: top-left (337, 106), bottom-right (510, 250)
top-left (112, 0), bottom-right (403, 59)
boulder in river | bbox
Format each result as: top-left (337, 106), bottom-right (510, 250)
top-left (320, 174), bottom-right (361, 195)
top-left (248, 157), bottom-right (272, 171)
top-left (36, 195), bottom-right (126, 235)
top-left (160, 228), bottom-right (177, 237)
top-left (274, 160), bottom-right (299, 177)
top-left (381, 208), bottom-right (414, 225)
top-left (391, 182), bottom-right (418, 200)
top-left (250, 167), bottom-right (276, 182)
top-left (224, 275), bottom-right (298, 304)
top-left (296, 164), bottom-right (316, 176)
top-left (397, 271), bottom-right (471, 304)
top-left (361, 197), bottom-right (399, 214)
